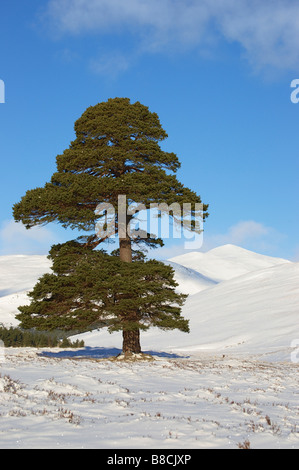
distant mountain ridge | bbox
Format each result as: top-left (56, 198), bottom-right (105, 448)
top-left (169, 244), bottom-right (290, 282)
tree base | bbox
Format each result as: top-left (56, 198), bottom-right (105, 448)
top-left (111, 352), bottom-right (154, 362)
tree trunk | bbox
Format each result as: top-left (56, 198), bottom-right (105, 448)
top-left (119, 237), bottom-right (132, 262)
top-left (122, 329), bottom-right (141, 355)
top-left (119, 233), bottom-right (141, 354)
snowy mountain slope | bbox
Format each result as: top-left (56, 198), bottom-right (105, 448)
top-left (0, 255), bottom-right (51, 327)
top-left (0, 255), bottom-right (51, 297)
top-left (72, 260), bottom-right (299, 361)
top-left (165, 261), bottom-right (217, 295)
top-left (0, 252), bottom-right (217, 327)
top-left (0, 291), bottom-right (30, 327)
top-left (0, 257), bottom-right (215, 327)
top-left (158, 261), bottom-right (299, 357)
top-left (169, 244), bottom-right (290, 282)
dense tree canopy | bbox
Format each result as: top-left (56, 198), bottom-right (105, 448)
top-left (13, 97), bottom-right (208, 239)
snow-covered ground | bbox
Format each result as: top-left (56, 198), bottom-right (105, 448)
top-left (0, 349), bottom-right (298, 449)
top-left (0, 244), bottom-right (298, 449)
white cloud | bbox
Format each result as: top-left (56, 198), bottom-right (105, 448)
top-left (211, 220), bottom-right (269, 246)
top-left (0, 220), bottom-right (57, 255)
top-left (89, 52), bottom-right (130, 78)
top-left (152, 220), bottom-right (287, 260)
top-left (45, 0), bottom-right (299, 72)
top-left (202, 220), bottom-right (287, 254)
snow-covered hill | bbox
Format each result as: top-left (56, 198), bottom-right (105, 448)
top-left (0, 244), bottom-right (297, 362)
top-left (142, 261), bottom-right (299, 360)
top-left (165, 260), bottom-right (217, 295)
top-left (71, 245), bottom-right (297, 361)
top-left (0, 255), bottom-right (51, 327)
top-left (169, 244), bottom-right (290, 282)
top-left (0, 254), bottom-right (51, 297)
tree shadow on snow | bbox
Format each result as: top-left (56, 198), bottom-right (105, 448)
top-left (38, 346), bottom-right (188, 360)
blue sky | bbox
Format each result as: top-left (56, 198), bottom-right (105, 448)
top-left (0, 0), bottom-right (299, 260)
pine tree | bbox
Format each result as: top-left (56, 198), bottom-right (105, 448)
top-left (13, 97), bottom-right (208, 354)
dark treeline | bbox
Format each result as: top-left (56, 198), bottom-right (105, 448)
top-left (0, 325), bottom-right (84, 348)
